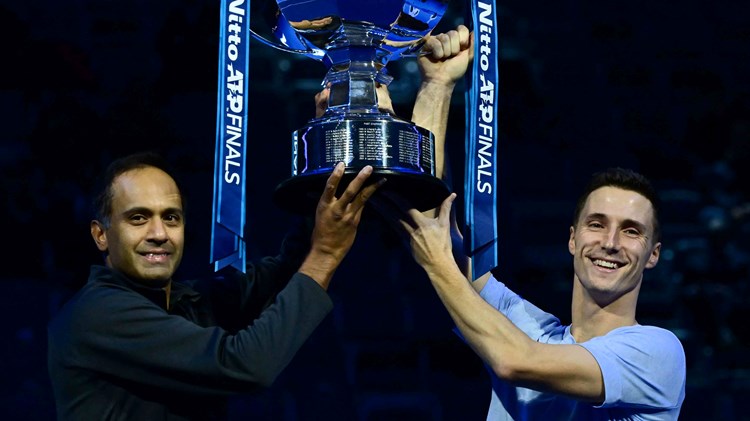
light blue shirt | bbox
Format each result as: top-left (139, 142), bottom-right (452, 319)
top-left (475, 276), bottom-right (686, 421)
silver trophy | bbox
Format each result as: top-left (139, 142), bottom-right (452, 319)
top-left (251, 0), bottom-right (451, 212)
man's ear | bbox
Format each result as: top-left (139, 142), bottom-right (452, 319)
top-left (645, 242), bottom-right (661, 269)
top-left (568, 226), bottom-right (576, 256)
top-left (90, 220), bottom-right (108, 252)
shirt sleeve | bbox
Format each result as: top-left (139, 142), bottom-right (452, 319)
top-left (479, 275), bottom-right (563, 340)
top-left (580, 325), bottom-right (686, 410)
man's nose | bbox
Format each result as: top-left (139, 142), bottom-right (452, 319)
top-left (147, 220), bottom-right (168, 243)
top-left (603, 229), bottom-right (620, 251)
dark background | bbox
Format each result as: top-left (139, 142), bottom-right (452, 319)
top-left (1, 0), bottom-right (749, 419)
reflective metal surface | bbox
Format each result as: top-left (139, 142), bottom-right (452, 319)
top-left (252, 1), bottom-right (451, 213)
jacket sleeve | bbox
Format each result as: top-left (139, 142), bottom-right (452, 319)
top-left (210, 215), bottom-right (314, 326)
top-left (53, 272), bottom-right (333, 397)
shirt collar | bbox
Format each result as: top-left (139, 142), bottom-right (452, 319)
top-left (88, 265), bottom-right (201, 310)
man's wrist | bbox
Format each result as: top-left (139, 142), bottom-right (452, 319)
top-left (419, 79), bottom-right (458, 93)
top-left (298, 249), bottom-right (341, 290)
top-left (422, 256), bottom-right (466, 283)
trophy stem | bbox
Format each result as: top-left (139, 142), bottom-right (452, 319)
top-left (326, 74), bottom-right (380, 113)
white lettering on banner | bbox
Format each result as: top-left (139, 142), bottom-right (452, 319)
top-left (224, 123), bottom-right (242, 185)
top-left (223, 0), bottom-right (245, 186)
top-left (475, 1), bottom-right (495, 195)
top-left (476, 122), bottom-right (493, 193)
top-left (229, 0), bottom-right (245, 17)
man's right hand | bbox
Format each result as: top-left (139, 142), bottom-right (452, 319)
top-left (419, 24), bottom-right (473, 88)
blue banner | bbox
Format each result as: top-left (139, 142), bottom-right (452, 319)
top-left (465, 0), bottom-right (499, 280)
top-left (211, 0), bottom-right (251, 272)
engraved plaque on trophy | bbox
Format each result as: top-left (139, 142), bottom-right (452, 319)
top-left (251, 0), bottom-right (451, 213)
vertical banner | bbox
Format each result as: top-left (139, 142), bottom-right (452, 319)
top-left (465, 0), bottom-right (499, 280)
top-left (211, 0), bottom-right (251, 272)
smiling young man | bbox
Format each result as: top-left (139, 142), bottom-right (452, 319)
top-left (394, 168), bottom-right (686, 420)
top-left (47, 152), bottom-right (382, 419)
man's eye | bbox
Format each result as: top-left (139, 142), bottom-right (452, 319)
top-left (164, 214), bottom-right (182, 224)
top-left (588, 222), bottom-right (604, 229)
top-left (130, 215), bottom-right (147, 223)
top-left (624, 228), bottom-right (640, 236)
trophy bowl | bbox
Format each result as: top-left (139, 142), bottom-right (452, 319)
top-left (251, 0), bottom-right (451, 213)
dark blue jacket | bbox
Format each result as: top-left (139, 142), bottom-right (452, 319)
top-left (48, 228), bottom-right (332, 420)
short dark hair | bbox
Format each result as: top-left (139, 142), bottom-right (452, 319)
top-left (93, 151), bottom-right (185, 227)
top-left (572, 168), bottom-right (661, 244)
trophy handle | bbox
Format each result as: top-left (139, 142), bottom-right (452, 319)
top-left (248, 28), bottom-right (325, 59)
top-left (248, 9), bottom-right (327, 61)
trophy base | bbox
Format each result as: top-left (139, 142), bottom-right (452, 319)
top-left (273, 113), bottom-right (450, 214)
top-left (273, 169), bottom-right (451, 214)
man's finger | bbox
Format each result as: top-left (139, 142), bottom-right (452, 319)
top-left (406, 207), bottom-right (429, 223)
top-left (398, 218), bottom-right (416, 236)
top-left (350, 177), bottom-right (386, 213)
top-left (457, 25), bottom-right (470, 49)
top-left (447, 29), bottom-right (460, 55)
top-left (337, 165), bottom-right (373, 205)
top-left (321, 162), bottom-right (345, 203)
top-left (438, 193), bottom-right (457, 225)
top-left (424, 35), bottom-right (444, 58)
top-left (436, 33), bottom-right (452, 58)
